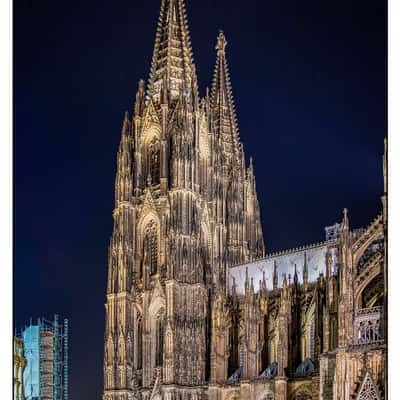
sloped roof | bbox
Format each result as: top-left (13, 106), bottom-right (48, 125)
top-left (229, 241), bottom-right (338, 294)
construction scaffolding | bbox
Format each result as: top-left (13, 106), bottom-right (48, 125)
top-left (21, 315), bottom-right (69, 400)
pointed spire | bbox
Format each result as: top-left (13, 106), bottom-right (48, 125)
top-left (147, 0), bottom-right (198, 101)
top-left (340, 208), bottom-right (349, 245)
top-left (303, 252), bottom-right (308, 290)
top-left (273, 260), bottom-right (278, 293)
top-left (216, 30), bottom-right (227, 55)
top-left (210, 31), bottom-right (240, 159)
top-left (249, 157), bottom-right (254, 173)
top-left (134, 80), bottom-right (145, 117)
top-left (247, 157), bottom-right (257, 193)
top-left (245, 266), bottom-right (249, 292)
top-left (117, 111), bottom-right (131, 160)
top-left (232, 276), bottom-right (237, 303)
top-left (325, 249), bottom-right (332, 279)
top-left (262, 271), bottom-right (267, 292)
top-left (115, 112), bottom-right (133, 204)
top-left (342, 208), bottom-right (349, 231)
top-left (282, 273), bottom-right (288, 294)
top-left (293, 264), bottom-right (298, 287)
top-left (122, 111), bottom-right (130, 134)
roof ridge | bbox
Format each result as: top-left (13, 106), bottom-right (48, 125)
top-left (229, 240), bottom-right (334, 269)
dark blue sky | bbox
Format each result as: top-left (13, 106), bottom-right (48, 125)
top-left (14, 0), bottom-right (386, 398)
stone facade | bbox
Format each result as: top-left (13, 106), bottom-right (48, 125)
top-left (14, 336), bottom-right (26, 400)
top-left (102, 1), bottom-right (387, 399)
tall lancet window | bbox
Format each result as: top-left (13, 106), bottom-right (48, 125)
top-left (309, 317), bottom-right (315, 360)
top-left (155, 314), bottom-right (164, 367)
top-left (144, 221), bottom-right (158, 275)
top-left (137, 317), bottom-right (143, 370)
top-left (302, 308), bottom-right (315, 360)
top-left (148, 138), bottom-right (160, 185)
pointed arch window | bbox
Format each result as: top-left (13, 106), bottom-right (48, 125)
top-left (148, 138), bottom-right (160, 185)
top-left (155, 315), bottom-right (164, 367)
top-left (228, 314), bottom-right (240, 378)
top-left (302, 306), bottom-right (315, 361)
top-left (269, 335), bottom-right (277, 364)
top-left (330, 317), bottom-right (338, 350)
top-left (137, 317), bottom-right (143, 370)
top-left (239, 324), bottom-right (245, 369)
top-left (144, 221), bottom-right (158, 275)
top-left (309, 317), bottom-right (315, 359)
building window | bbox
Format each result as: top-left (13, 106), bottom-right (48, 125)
top-left (143, 221), bottom-right (158, 275)
top-left (302, 307), bottom-right (315, 361)
top-left (155, 316), bottom-right (164, 367)
top-left (309, 317), bottom-right (315, 360)
top-left (137, 318), bottom-right (142, 370)
top-left (148, 138), bottom-right (160, 185)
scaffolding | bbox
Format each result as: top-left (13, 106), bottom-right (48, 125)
top-left (21, 315), bottom-right (69, 400)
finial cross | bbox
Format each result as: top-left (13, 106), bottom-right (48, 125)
top-left (216, 30), bottom-right (227, 54)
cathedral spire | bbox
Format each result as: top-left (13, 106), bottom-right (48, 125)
top-left (210, 31), bottom-right (240, 159)
top-left (147, 0), bottom-right (198, 101)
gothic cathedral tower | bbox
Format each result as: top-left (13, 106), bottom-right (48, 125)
top-left (103, 0), bottom-right (264, 399)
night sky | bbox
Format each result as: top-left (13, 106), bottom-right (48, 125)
top-left (13, 0), bottom-right (386, 398)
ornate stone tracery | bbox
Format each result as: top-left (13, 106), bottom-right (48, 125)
top-left (356, 372), bottom-right (381, 400)
top-left (148, 138), bottom-right (160, 185)
top-left (143, 220), bottom-right (158, 276)
top-left (103, 0), bottom-right (387, 399)
top-left (353, 307), bottom-right (383, 346)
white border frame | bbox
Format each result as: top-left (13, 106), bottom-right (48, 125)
top-left (1, 0), bottom-right (397, 398)
top-left (0, 0), bottom-right (13, 398)
top-left (388, 0), bottom-right (399, 398)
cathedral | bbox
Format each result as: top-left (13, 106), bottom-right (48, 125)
top-left (103, 0), bottom-right (387, 399)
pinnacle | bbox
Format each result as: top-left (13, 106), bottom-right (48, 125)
top-left (147, 0), bottom-right (198, 101)
top-left (210, 30), bottom-right (241, 162)
top-left (342, 207), bottom-right (349, 230)
top-left (216, 30), bottom-right (227, 55)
